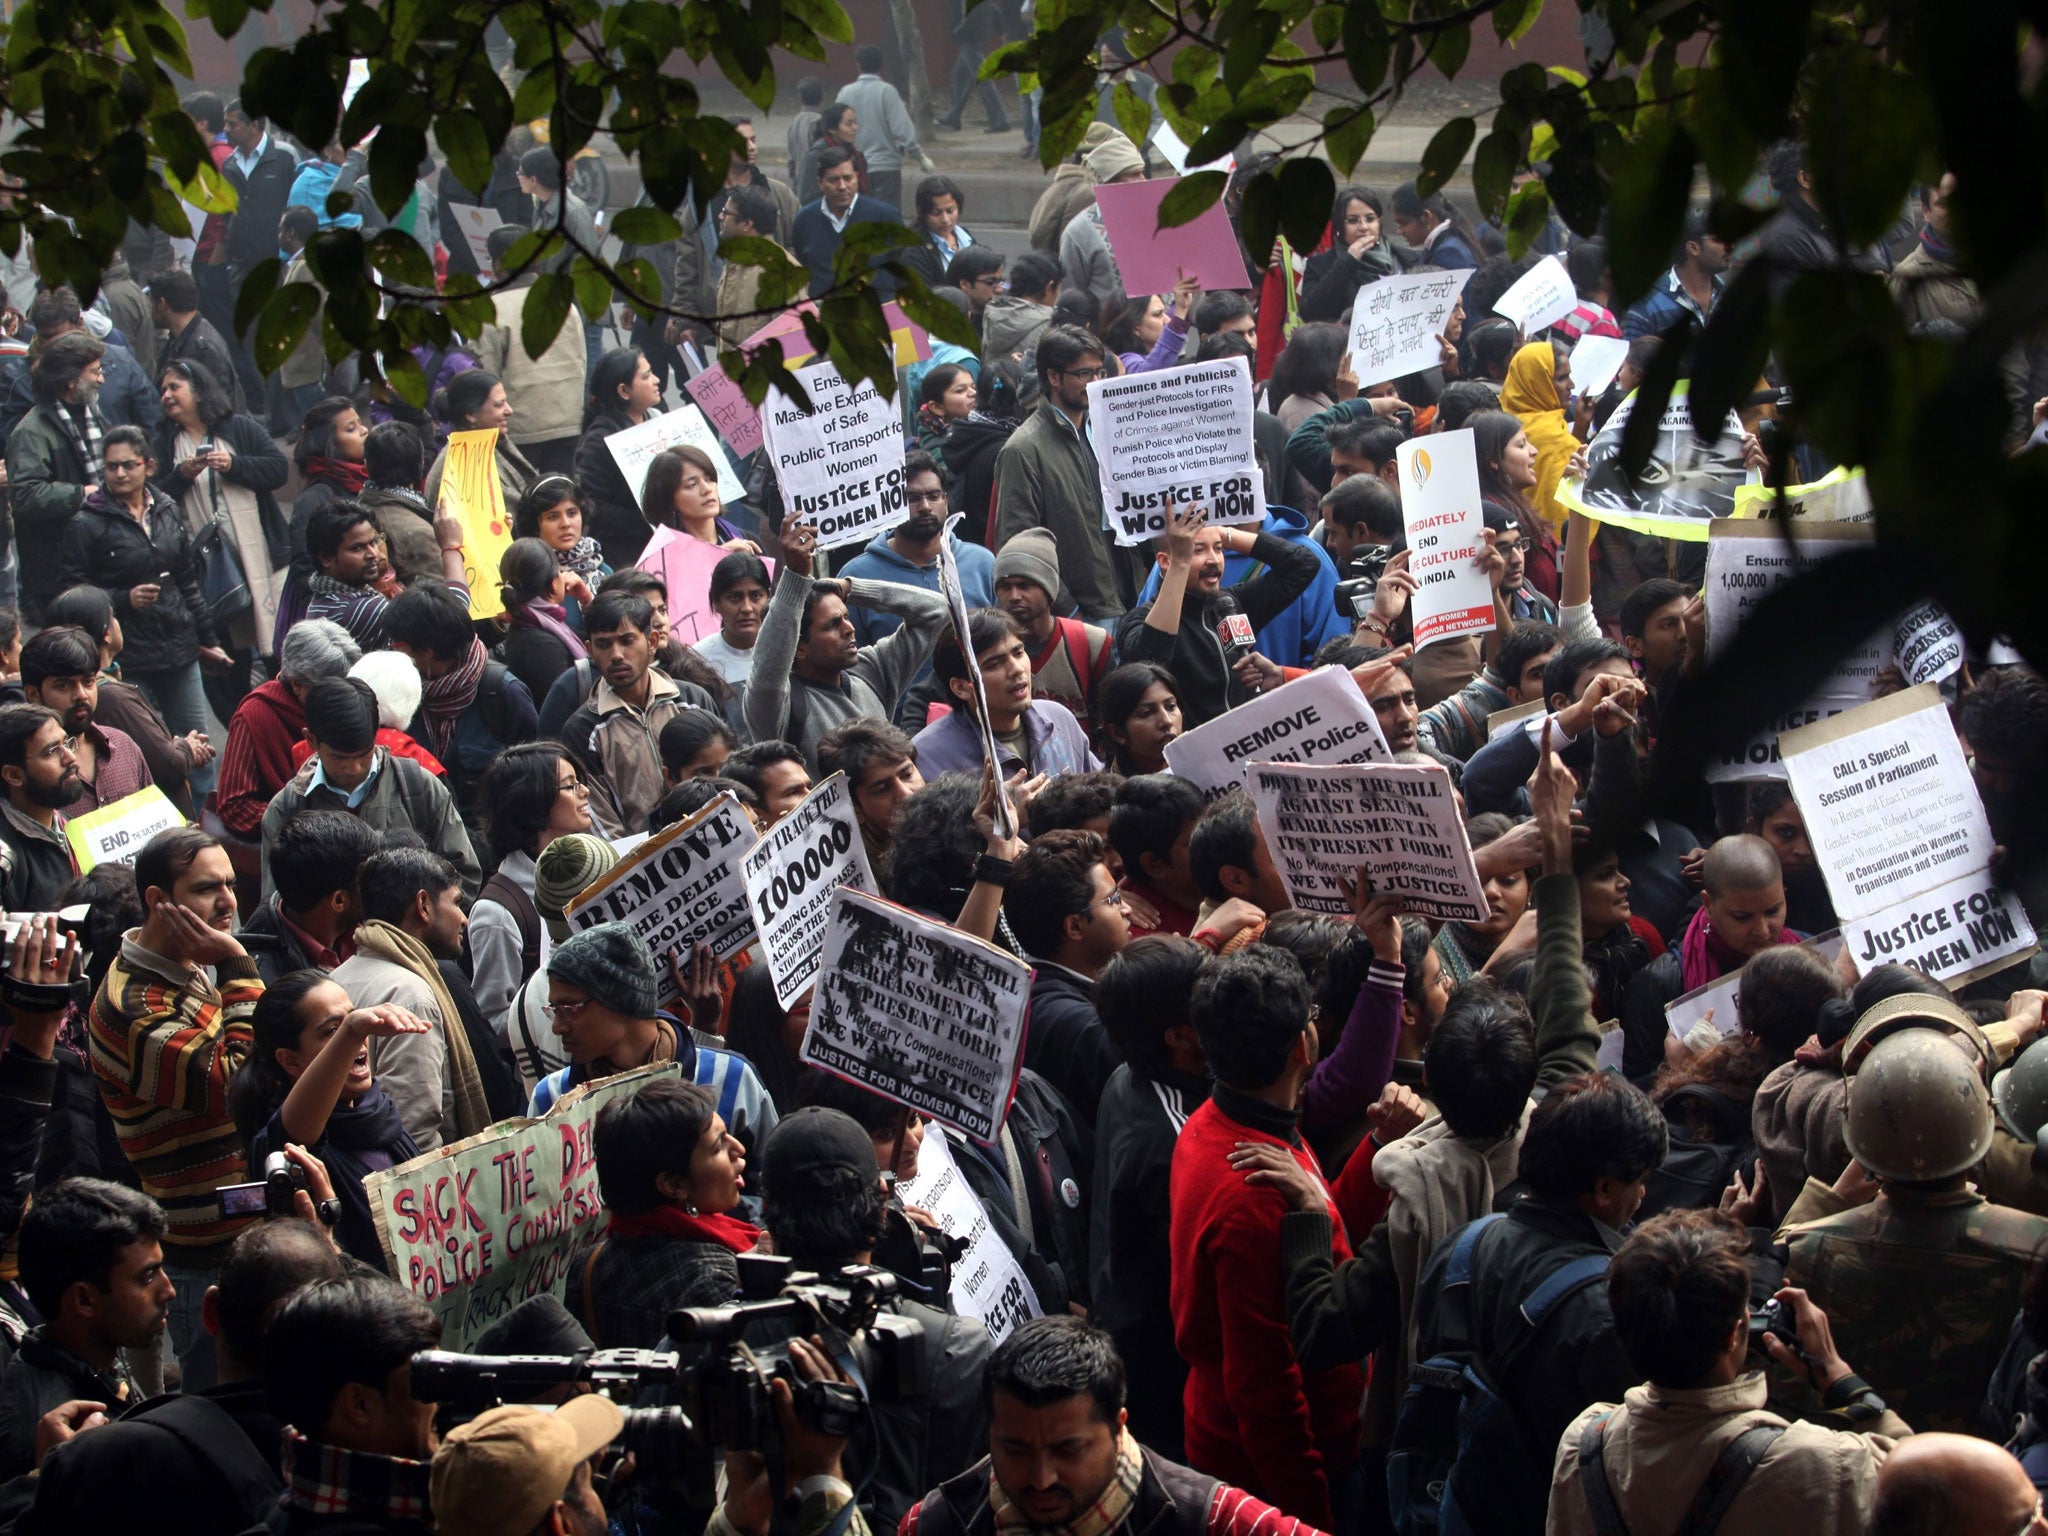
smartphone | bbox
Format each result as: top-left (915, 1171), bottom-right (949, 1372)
top-left (218, 1181), bottom-right (269, 1218)
top-left (196, 441), bottom-right (215, 456)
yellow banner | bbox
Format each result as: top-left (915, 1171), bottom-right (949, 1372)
top-left (1729, 466), bottom-right (1871, 523)
top-left (65, 785), bottom-right (185, 873)
top-left (439, 429), bottom-right (514, 619)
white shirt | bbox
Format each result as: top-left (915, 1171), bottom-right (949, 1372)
top-left (692, 633), bottom-right (756, 688)
top-left (230, 133), bottom-right (272, 179)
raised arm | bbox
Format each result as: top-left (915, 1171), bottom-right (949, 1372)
top-left (742, 520), bottom-right (815, 745)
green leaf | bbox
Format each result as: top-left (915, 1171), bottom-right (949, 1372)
top-left (384, 347), bottom-right (429, 408)
top-left (1429, 20), bottom-right (1470, 80)
top-left (611, 206), bottom-right (682, 246)
top-left (1323, 105), bottom-right (1375, 178)
top-left (1223, 10), bottom-right (1284, 94)
top-left (1344, 2), bottom-right (1390, 94)
top-left (1715, 0), bottom-right (1811, 141)
top-left (369, 127), bottom-right (428, 218)
top-left (1238, 171), bottom-right (1279, 270)
top-left (1276, 157), bottom-right (1334, 252)
top-left (233, 256), bottom-right (282, 340)
top-left (1158, 170), bottom-right (1228, 228)
top-left (1503, 181), bottom-right (1552, 257)
top-left (366, 229), bottom-right (435, 289)
top-left (570, 257), bottom-right (614, 323)
top-left (1416, 117), bottom-right (1475, 198)
top-left (436, 110), bottom-right (492, 197)
top-left (1311, 3), bottom-right (1344, 51)
top-left (1112, 81), bottom-right (1152, 156)
top-left (1807, 50), bottom-right (1931, 249)
top-left (522, 272), bottom-right (574, 361)
top-left (253, 284), bottom-right (321, 374)
top-left (1494, 0), bottom-right (1539, 46)
top-left (1606, 118), bottom-right (1694, 311)
top-left (1470, 130), bottom-right (1519, 222)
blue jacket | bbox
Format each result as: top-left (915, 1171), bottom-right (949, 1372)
top-left (287, 159), bottom-right (364, 229)
top-left (1621, 267), bottom-right (1723, 341)
top-left (1133, 504), bottom-right (1346, 667)
top-left (911, 697), bottom-right (1100, 781)
top-left (791, 195), bottom-right (904, 297)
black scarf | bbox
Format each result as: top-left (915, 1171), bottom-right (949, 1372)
top-left (324, 1084), bottom-right (418, 1162)
top-left (1584, 922), bottom-right (1652, 1020)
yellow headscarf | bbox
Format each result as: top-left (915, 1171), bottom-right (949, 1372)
top-left (1499, 341), bottom-right (1580, 534)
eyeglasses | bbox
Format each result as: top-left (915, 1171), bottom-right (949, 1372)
top-left (556, 777), bottom-right (587, 795)
top-left (1061, 367), bottom-right (1107, 382)
top-left (1090, 888), bottom-right (1127, 911)
top-left (542, 999), bottom-right (595, 1022)
top-left (905, 489), bottom-right (948, 507)
top-left (103, 459), bottom-right (146, 472)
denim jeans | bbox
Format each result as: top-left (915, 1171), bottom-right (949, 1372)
top-left (130, 661), bottom-right (218, 797)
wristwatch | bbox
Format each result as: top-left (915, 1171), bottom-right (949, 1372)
top-left (973, 854), bottom-right (1015, 888)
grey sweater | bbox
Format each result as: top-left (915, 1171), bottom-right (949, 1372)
top-left (741, 569), bottom-right (951, 765)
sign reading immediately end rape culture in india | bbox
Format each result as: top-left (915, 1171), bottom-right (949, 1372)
top-left (760, 358), bottom-right (906, 551)
top-left (1396, 430), bottom-right (1494, 649)
top-left (1558, 381), bottom-right (1758, 540)
top-left (1087, 357), bottom-right (1265, 546)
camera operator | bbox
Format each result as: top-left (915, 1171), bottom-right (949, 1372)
top-left (713, 1336), bottom-right (879, 1536)
top-left (1547, 1209), bottom-right (1909, 1534)
top-left (755, 1107), bottom-right (991, 1531)
top-left (430, 1395), bottom-right (621, 1536)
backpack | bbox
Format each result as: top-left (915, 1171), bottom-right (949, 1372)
top-left (1574, 1413), bottom-right (1784, 1536)
top-left (475, 658), bottom-right (518, 745)
top-left (1387, 1213), bottom-right (1611, 1536)
top-left (477, 868), bottom-right (542, 977)
top-left (1637, 1084), bottom-right (1756, 1222)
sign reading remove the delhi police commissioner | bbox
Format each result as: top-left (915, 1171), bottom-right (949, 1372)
top-left (761, 358), bottom-right (907, 552)
top-left (1087, 357), bottom-right (1265, 546)
top-left (1165, 665), bottom-right (1394, 803)
top-left (566, 793), bottom-right (759, 1006)
top-left (368, 1062), bottom-right (680, 1350)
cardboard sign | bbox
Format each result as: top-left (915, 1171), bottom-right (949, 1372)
top-left (1163, 665), bottom-right (1393, 803)
top-left (1396, 430), bottom-right (1494, 649)
top-left (439, 429), bottom-right (516, 619)
top-left (683, 365), bottom-right (765, 456)
top-left (798, 888), bottom-right (1031, 1144)
top-left (603, 405), bottom-right (745, 508)
top-left (637, 525), bottom-right (775, 647)
top-left (367, 1063), bottom-right (680, 1349)
top-left (1569, 334), bottom-right (1630, 397)
top-left (1245, 759), bottom-right (1488, 921)
top-left (1086, 357), bottom-right (1265, 546)
top-left (1558, 381), bottom-right (1758, 540)
top-left (1347, 269), bottom-right (1465, 386)
top-left (1663, 968), bottom-right (1745, 1044)
top-left (1491, 254), bottom-right (1578, 335)
top-left (1782, 686), bottom-right (2037, 986)
top-left (64, 785), bottom-right (184, 872)
top-left (565, 792), bottom-right (760, 1002)
top-left (741, 772), bottom-right (877, 1008)
top-left (1092, 176), bottom-right (1253, 297)
top-left (450, 203), bottom-right (503, 272)
top-left (893, 1127), bottom-right (1041, 1342)
top-left (761, 358), bottom-right (907, 552)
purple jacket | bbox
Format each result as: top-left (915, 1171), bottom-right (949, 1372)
top-left (1301, 957), bottom-right (1403, 1135)
top-left (368, 345), bottom-right (480, 444)
top-left (911, 698), bottom-right (1100, 781)
top-left (1116, 312), bottom-right (1190, 376)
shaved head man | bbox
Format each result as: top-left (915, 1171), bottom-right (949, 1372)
top-left (1872, 1433), bottom-right (2047, 1536)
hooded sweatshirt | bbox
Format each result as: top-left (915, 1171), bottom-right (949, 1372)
top-left (1132, 505), bottom-right (1347, 668)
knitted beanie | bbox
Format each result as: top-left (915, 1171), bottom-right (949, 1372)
top-left (1084, 134), bottom-right (1144, 186)
top-left (547, 921), bottom-right (661, 1018)
top-left (994, 527), bottom-right (1061, 602)
top-left (533, 833), bottom-right (621, 943)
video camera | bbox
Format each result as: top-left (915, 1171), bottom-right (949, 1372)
top-left (1335, 543), bottom-right (1394, 622)
top-left (0, 905), bottom-right (90, 968)
top-left (411, 1256), bottom-right (927, 1505)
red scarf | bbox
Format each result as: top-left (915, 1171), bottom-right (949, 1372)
top-left (305, 455), bottom-right (370, 494)
top-left (606, 1203), bottom-right (760, 1253)
top-left (1678, 904), bottom-right (1797, 992)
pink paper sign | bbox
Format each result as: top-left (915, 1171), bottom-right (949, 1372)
top-left (684, 367), bottom-right (764, 456)
top-left (1093, 177), bottom-right (1253, 299)
top-left (639, 525), bottom-right (775, 647)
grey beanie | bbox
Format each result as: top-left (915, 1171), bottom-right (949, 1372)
top-left (1084, 134), bottom-right (1145, 186)
top-left (533, 833), bottom-right (621, 943)
top-left (994, 527), bottom-right (1061, 601)
top-left (547, 922), bottom-right (661, 1018)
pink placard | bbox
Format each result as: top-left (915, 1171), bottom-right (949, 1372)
top-left (1092, 177), bottom-right (1253, 298)
top-left (639, 525), bottom-right (775, 647)
top-left (683, 367), bottom-right (764, 456)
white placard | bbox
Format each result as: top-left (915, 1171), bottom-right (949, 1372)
top-left (893, 1127), bottom-right (1041, 1342)
top-left (1347, 269), bottom-right (1466, 387)
top-left (1086, 357), bottom-right (1265, 546)
top-left (603, 405), bottom-right (746, 508)
top-left (451, 203), bottom-right (504, 273)
top-left (1163, 665), bottom-right (1393, 803)
top-left (1245, 759), bottom-right (1487, 921)
top-left (1396, 429), bottom-right (1494, 649)
top-left (761, 359), bottom-right (907, 551)
top-left (799, 888), bottom-right (1032, 1144)
top-left (565, 793), bottom-right (759, 1004)
top-left (1891, 600), bottom-right (1964, 687)
top-left (1782, 686), bottom-right (2036, 987)
top-left (740, 772), bottom-right (876, 1008)
top-left (64, 785), bottom-right (185, 873)
top-left (1663, 969), bottom-right (1745, 1043)
top-left (1491, 254), bottom-right (1578, 335)
top-left (1569, 334), bottom-right (1630, 397)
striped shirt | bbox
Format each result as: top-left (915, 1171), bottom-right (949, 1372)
top-left (88, 935), bottom-right (262, 1265)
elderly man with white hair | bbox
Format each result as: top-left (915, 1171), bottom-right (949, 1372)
top-left (214, 617), bottom-right (360, 838)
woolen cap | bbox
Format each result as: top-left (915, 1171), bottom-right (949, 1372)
top-left (548, 921), bottom-right (661, 1018)
top-left (533, 833), bottom-right (620, 942)
top-left (994, 527), bottom-right (1061, 601)
top-left (762, 1106), bottom-right (880, 1199)
top-left (1084, 134), bottom-right (1144, 185)
top-left (430, 1396), bottom-right (623, 1536)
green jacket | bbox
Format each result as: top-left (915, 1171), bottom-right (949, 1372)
top-left (5, 399), bottom-right (104, 603)
top-left (993, 399), bottom-right (1130, 620)
top-left (258, 749), bottom-right (481, 902)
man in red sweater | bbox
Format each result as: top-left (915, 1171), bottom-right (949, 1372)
top-left (213, 618), bottom-right (359, 837)
top-left (1168, 945), bottom-right (1361, 1529)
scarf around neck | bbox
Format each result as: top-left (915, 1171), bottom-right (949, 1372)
top-left (325, 1082), bottom-right (419, 1160)
top-left (1678, 904), bottom-right (1796, 993)
top-left (351, 918), bottom-right (494, 1142)
top-left (511, 598), bottom-right (589, 660)
top-left (61, 401), bottom-right (105, 481)
top-left (559, 534), bottom-right (605, 583)
top-left (991, 1427), bottom-right (1144, 1536)
top-left (306, 455), bottom-right (370, 494)
top-left (420, 636), bottom-right (488, 756)
top-left (281, 1427), bottom-right (432, 1525)
top-left (606, 1202), bottom-right (761, 1252)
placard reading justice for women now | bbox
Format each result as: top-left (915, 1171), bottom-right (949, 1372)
top-left (760, 357), bottom-right (907, 552)
top-left (1086, 357), bottom-right (1265, 546)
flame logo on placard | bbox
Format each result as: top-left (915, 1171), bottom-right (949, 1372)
top-left (1410, 449), bottom-right (1432, 490)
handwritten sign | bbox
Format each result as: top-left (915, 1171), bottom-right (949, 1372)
top-left (1782, 686), bottom-right (2037, 987)
top-left (603, 405), bottom-right (745, 507)
top-left (440, 428), bottom-right (516, 619)
top-left (367, 1062), bottom-right (680, 1349)
top-left (1491, 254), bottom-right (1578, 335)
top-left (1396, 429), bottom-right (1493, 648)
top-left (1086, 357), bottom-right (1265, 546)
top-left (65, 785), bottom-right (185, 873)
top-left (1246, 759), bottom-right (1488, 921)
top-left (1164, 665), bottom-right (1393, 803)
top-left (1347, 269), bottom-right (1465, 387)
top-left (760, 358), bottom-right (907, 552)
top-left (799, 888), bottom-right (1031, 1144)
top-left (1092, 176), bottom-right (1253, 297)
top-left (566, 792), bottom-right (759, 1003)
top-left (741, 772), bottom-right (876, 1008)
top-left (684, 365), bottom-right (765, 456)
top-left (894, 1127), bottom-right (1040, 1342)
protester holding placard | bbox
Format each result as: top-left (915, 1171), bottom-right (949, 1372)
top-left (639, 444), bottom-right (760, 557)
top-left (571, 347), bottom-right (666, 564)
top-left (915, 610), bottom-right (1099, 781)
top-left (1473, 409), bottom-right (1561, 602)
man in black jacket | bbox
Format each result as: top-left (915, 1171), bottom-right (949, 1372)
top-left (0, 705), bottom-right (82, 913)
top-left (219, 102), bottom-right (297, 407)
top-left (1005, 830), bottom-right (1130, 1131)
top-left (149, 270), bottom-right (245, 413)
top-left (238, 809), bottom-right (380, 983)
top-left (1114, 503), bottom-right (1320, 729)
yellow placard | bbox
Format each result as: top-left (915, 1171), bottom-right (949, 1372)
top-left (65, 785), bottom-right (185, 873)
top-left (439, 428), bottom-right (514, 619)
